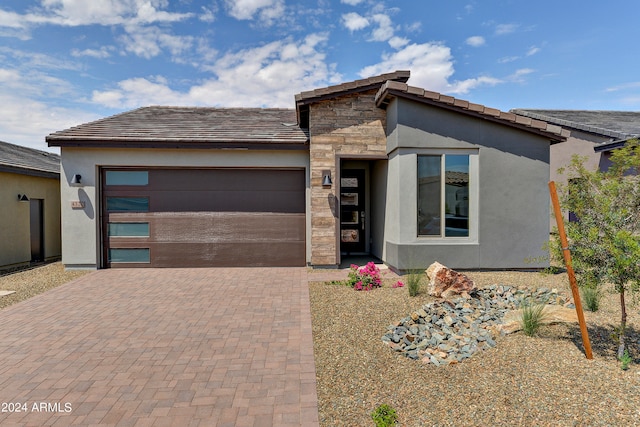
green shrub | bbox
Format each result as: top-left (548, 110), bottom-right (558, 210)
top-left (371, 404), bottom-right (398, 427)
top-left (406, 269), bottom-right (423, 297)
top-left (521, 302), bottom-right (547, 337)
top-left (620, 350), bottom-right (632, 371)
top-left (581, 285), bottom-right (601, 312)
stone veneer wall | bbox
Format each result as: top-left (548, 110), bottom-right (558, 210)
top-left (308, 89), bottom-right (388, 265)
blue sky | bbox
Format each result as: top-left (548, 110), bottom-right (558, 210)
top-left (2, 0), bottom-right (640, 152)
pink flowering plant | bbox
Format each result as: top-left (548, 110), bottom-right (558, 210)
top-left (346, 262), bottom-right (383, 291)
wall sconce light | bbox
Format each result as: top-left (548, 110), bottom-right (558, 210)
top-left (17, 194), bottom-right (29, 201)
top-left (70, 174), bottom-right (82, 185)
top-left (322, 170), bottom-right (332, 187)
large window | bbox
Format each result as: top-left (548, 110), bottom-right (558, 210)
top-left (418, 154), bottom-right (470, 237)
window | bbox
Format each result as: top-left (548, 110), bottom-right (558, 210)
top-left (105, 171), bottom-right (148, 186)
top-left (106, 197), bottom-right (149, 212)
top-left (108, 248), bottom-right (150, 263)
top-left (418, 154), bottom-right (470, 237)
top-left (108, 222), bottom-right (149, 237)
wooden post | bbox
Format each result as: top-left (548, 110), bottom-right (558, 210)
top-left (549, 181), bottom-right (593, 359)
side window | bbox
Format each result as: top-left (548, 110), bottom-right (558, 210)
top-left (418, 154), bottom-right (470, 237)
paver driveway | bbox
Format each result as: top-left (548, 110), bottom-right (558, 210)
top-left (0, 268), bottom-right (319, 427)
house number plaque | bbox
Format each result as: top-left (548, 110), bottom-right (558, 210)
top-left (71, 201), bottom-right (85, 209)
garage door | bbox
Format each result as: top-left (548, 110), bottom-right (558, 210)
top-left (101, 168), bottom-right (306, 268)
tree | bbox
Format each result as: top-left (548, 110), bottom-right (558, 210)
top-left (554, 139), bottom-right (640, 359)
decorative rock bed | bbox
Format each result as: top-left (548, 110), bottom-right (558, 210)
top-left (382, 285), bottom-right (576, 366)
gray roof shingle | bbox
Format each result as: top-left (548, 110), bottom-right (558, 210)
top-left (0, 140), bottom-right (60, 178)
top-left (510, 109), bottom-right (640, 140)
top-left (376, 82), bottom-right (569, 142)
top-left (47, 107), bottom-right (309, 148)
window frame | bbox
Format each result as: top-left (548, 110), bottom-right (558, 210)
top-left (415, 150), bottom-right (478, 242)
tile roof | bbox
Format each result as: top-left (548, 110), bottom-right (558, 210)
top-left (47, 107), bottom-right (308, 148)
top-left (0, 140), bottom-right (60, 178)
top-left (295, 70), bottom-right (410, 105)
top-left (376, 81), bottom-right (569, 142)
top-left (510, 109), bottom-right (640, 140)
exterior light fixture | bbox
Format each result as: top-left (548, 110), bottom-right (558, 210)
top-left (17, 194), bottom-right (29, 201)
top-left (322, 170), bottom-right (332, 187)
top-left (70, 174), bottom-right (82, 185)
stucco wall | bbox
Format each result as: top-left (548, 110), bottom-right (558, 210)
top-left (308, 90), bottom-right (388, 265)
top-left (59, 147), bottom-right (309, 269)
top-left (549, 129), bottom-right (608, 228)
top-left (0, 171), bottom-right (61, 268)
top-left (384, 99), bottom-right (552, 270)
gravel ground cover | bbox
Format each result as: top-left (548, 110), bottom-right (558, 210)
top-left (309, 268), bottom-right (640, 427)
top-left (0, 262), bottom-right (89, 310)
top-left (2, 262), bottom-right (639, 425)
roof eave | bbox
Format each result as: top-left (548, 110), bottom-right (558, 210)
top-left (47, 138), bottom-right (309, 150)
top-left (376, 84), bottom-right (567, 143)
top-left (0, 164), bottom-right (60, 179)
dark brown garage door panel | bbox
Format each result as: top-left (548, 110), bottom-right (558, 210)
top-left (102, 168), bottom-right (306, 268)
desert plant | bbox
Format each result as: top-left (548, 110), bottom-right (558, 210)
top-left (521, 302), bottom-right (547, 337)
top-left (346, 262), bottom-right (383, 291)
top-left (406, 269), bottom-right (423, 297)
top-left (553, 139), bottom-right (640, 358)
top-left (580, 285), bottom-right (601, 312)
top-left (620, 350), bottom-right (632, 370)
top-left (371, 404), bottom-right (398, 427)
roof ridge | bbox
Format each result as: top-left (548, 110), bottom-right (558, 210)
top-left (375, 82), bottom-right (569, 141)
top-left (295, 70), bottom-right (410, 104)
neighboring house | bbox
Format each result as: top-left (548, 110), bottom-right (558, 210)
top-left (511, 109), bottom-right (640, 226)
top-left (47, 71), bottom-right (567, 271)
top-left (593, 137), bottom-right (639, 171)
top-left (0, 140), bottom-right (61, 270)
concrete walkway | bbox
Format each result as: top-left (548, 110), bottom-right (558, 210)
top-left (0, 268), bottom-right (319, 427)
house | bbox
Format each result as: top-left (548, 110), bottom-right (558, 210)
top-left (0, 140), bottom-right (61, 270)
top-left (47, 71), bottom-right (567, 270)
top-left (511, 109), bottom-right (640, 225)
top-left (512, 109), bottom-right (640, 175)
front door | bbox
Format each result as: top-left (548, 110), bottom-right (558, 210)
top-left (340, 169), bottom-right (365, 253)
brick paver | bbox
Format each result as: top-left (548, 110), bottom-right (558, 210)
top-left (0, 268), bottom-right (319, 427)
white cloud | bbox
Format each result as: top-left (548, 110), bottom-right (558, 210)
top-left (92, 33), bottom-right (342, 109)
top-left (465, 36), bottom-right (485, 47)
top-left (341, 0), bottom-right (365, 5)
top-left (0, 9), bottom-right (27, 28)
top-left (360, 42), bottom-right (501, 95)
top-left (71, 46), bottom-right (113, 59)
top-left (199, 6), bottom-right (216, 23)
top-left (498, 56), bottom-right (519, 64)
top-left (388, 36), bottom-right (409, 49)
top-left (342, 12), bottom-right (369, 31)
top-left (33, 0), bottom-right (192, 26)
top-left (0, 90), bottom-right (96, 152)
top-left (605, 82), bottom-right (640, 93)
top-left (447, 76), bottom-right (501, 94)
top-left (507, 68), bottom-right (534, 83)
top-left (120, 26), bottom-right (193, 59)
top-left (526, 46), bottom-right (540, 56)
top-left (360, 42), bottom-right (455, 91)
top-left (370, 13), bottom-right (394, 42)
top-left (223, 0), bottom-right (285, 24)
top-left (495, 23), bottom-right (518, 35)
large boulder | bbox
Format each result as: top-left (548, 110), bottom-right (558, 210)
top-left (426, 262), bottom-right (476, 299)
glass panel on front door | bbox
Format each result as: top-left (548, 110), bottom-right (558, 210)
top-left (340, 169), bottom-right (365, 253)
